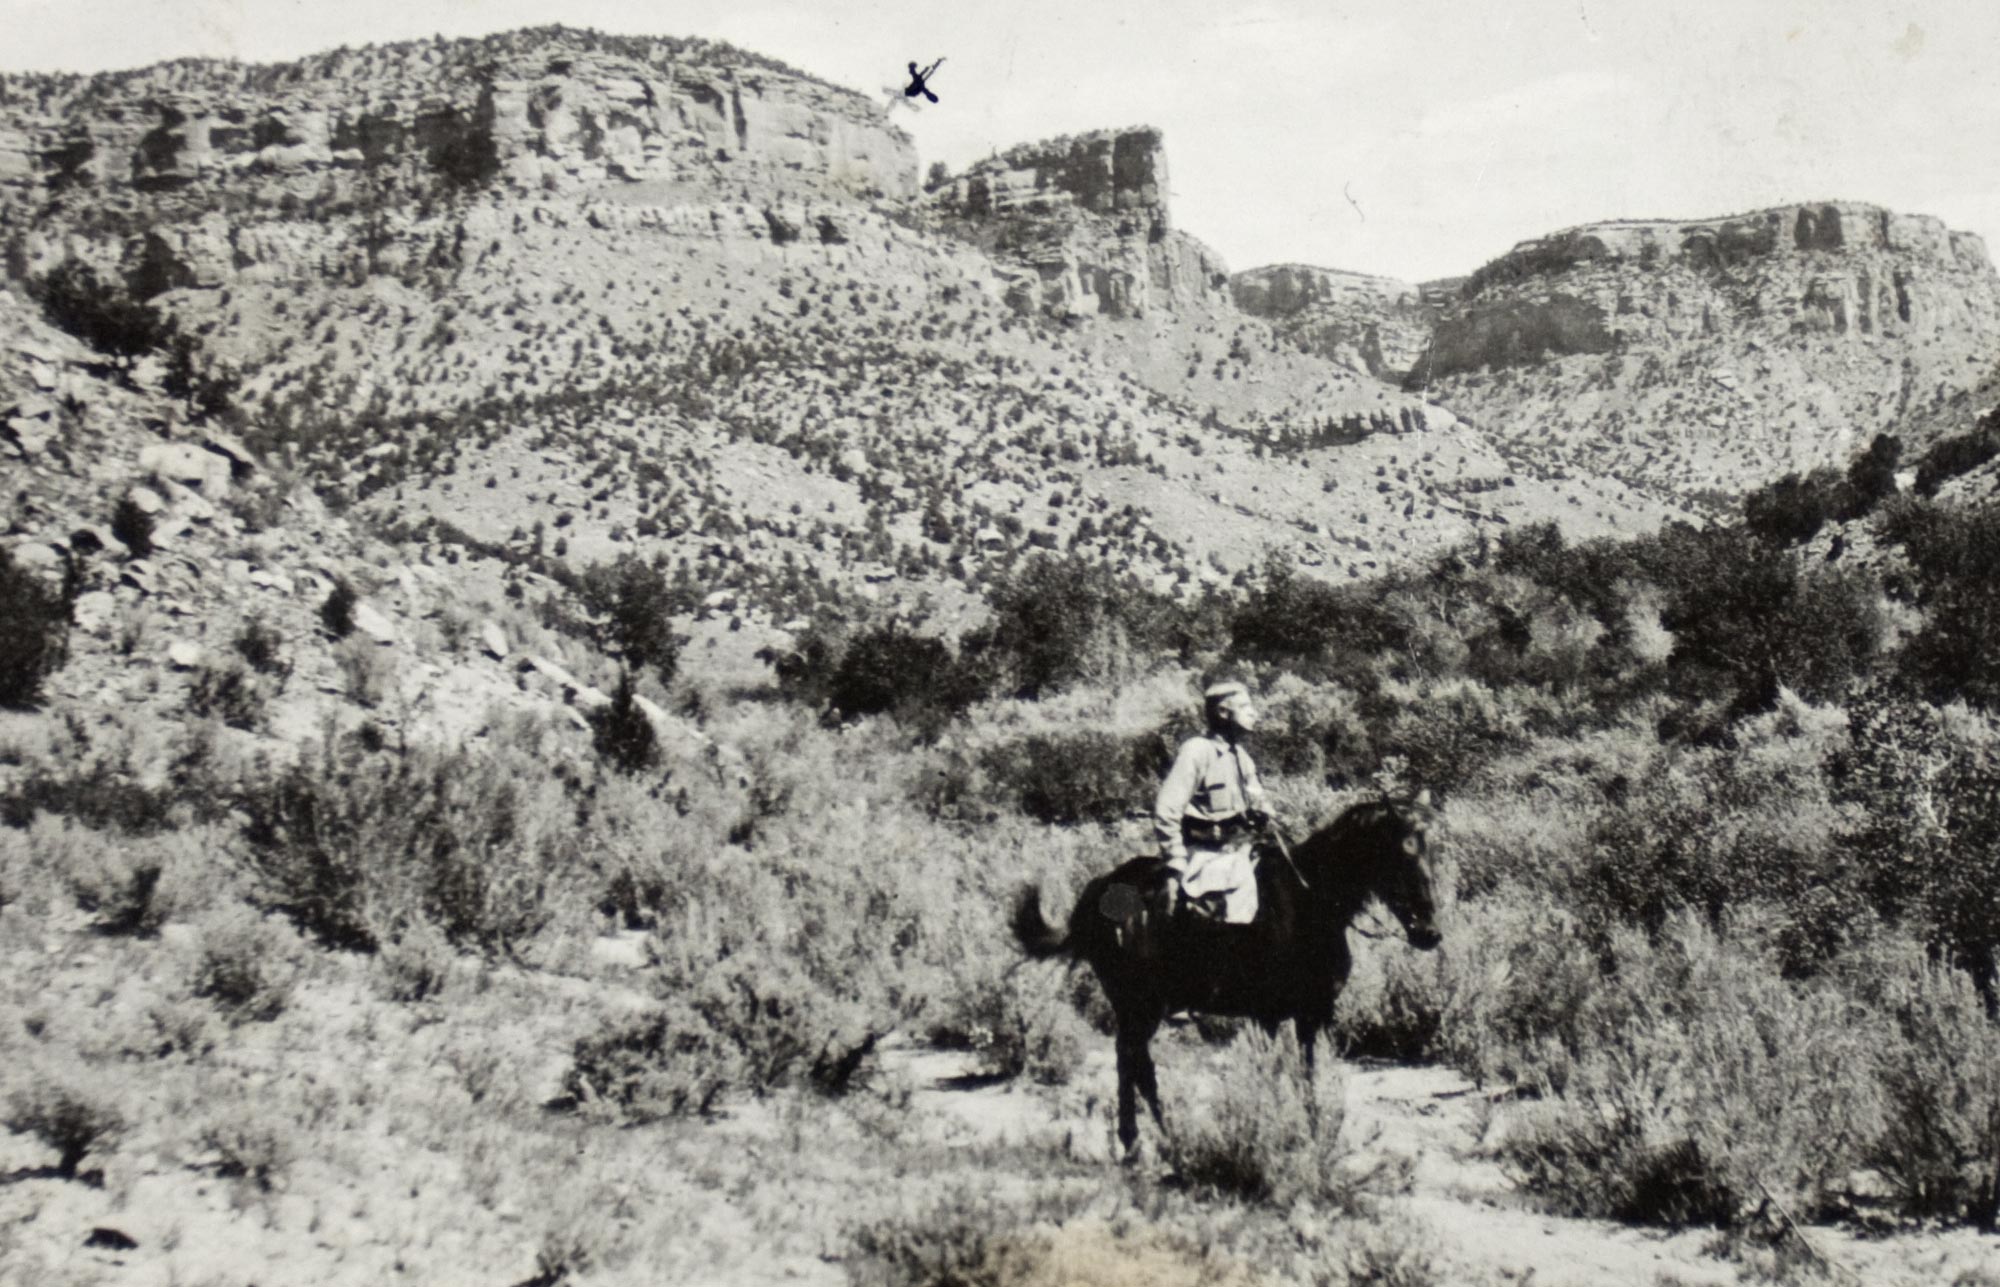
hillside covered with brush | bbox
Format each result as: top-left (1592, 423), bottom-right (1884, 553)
top-left (8, 23), bottom-right (2000, 1287)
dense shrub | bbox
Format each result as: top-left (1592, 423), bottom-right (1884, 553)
top-left (59, 821), bottom-right (211, 936)
top-left (1567, 712), bottom-right (1854, 961)
top-left (185, 661), bottom-right (270, 731)
top-left (1497, 917), bottom-right (1882, 1227)
top-left (1228, 560), bottom-right (1405, 681)
top-left (232, 617), bottom-right (290, 677)
top-left (980, 730), bottom-right (1158, 825)
top-left (190, 912), bottom-right (298, 1025)
top-left (1375, 677), bottom-right (1536, 796)
top-left (845, 1186), bottom-right (1110, 1287)
top-left (161, 330), bottom-right (242, 424)
top-left (1743, 467), bottom-right (1841, 546)
top-left (238, 739), bottom-right (579, 954)
top-left (1830, 694), bottom-right (2000, 985)
top-left (0, 547), bottom-right (70, 708)
top-left (561, 1004), bottom-right (738, 1121)
top-left (769, 619), bottom-right (987, 738)
top-left (1247, 674), bottom-right (1374, 782)
top-left (30, 259), bottom-right (173, 374)
top-left (1878, 499), bottom-right (2000, 706)
top-left (1331, 936), bottom-right (1444, 1062)
top-left (562, 964), bottom-right (876, 1123)
top-left (1164, 1028), bottom-right (1400, 1209)
top-left (1865, 953), bottom-right (2000, 1225)
top-left (1914, 410), bottom-right (2000, 496)
top-left (4, 1077), bottom-right (127, 1179)
top-left (975, 554), bottom-right (1199, 698)
top-left (1740, 431), bottom-right (1900, 546)
top-left (0, 748), bottom-right (203, 836)
top-left (1638, 526), bottom-right (1882, 707)
top-left (1436, 896), bottom-right (1603, 1092)
top-left (930, 953), bottom-right (1091, 1085)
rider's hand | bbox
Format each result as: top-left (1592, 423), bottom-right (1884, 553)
top-left (1245, 808), bottom-right (1273, 831)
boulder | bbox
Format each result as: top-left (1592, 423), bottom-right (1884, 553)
top-left (351, 602), bottom-right (397, 644)
top-left (198, 430), bottom-right (259, 480)
top-left (3, 412), bottom-right (55, 457)
top-left (173, 490), bottom-right (218, 523)
top-left (166, 640), bottom-right (205, 669)
top-left (67, 525), bottom-right (112, 556)
top-left (71, 591), bottom-right (117, 635)
top-left (9, 541), bottom-right (66, 583)
top-left (127, 486), bottom-right (167, 515)
top-left (479, 620), bottom-right (509, 660)
top-left (138, 442), bottom-right (232, 493)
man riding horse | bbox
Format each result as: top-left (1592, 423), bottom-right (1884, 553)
top-left (1156, 680), bottom-right (1274, 927)
top-left (1013, 678), bottom-right (1442, 1157)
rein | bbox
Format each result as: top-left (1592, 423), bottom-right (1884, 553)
top-left (1349, 910), bottom-right (1400, 941)
top-left (1279, 815), bottom-right (1406, 942)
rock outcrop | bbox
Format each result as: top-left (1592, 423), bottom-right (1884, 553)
top-left (1423, 202), bottom-right (1998, 381)
top-left (1230, 264), bottom-right (1443, 378)
top-left (928, 128), bottom-right (1230, 319)
top-left (0, 26), bottom-right (914, 234)
top-left (1399, 201), bottom-right (2000, 504)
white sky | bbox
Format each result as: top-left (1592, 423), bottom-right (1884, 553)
top-left (4, 0), bottom-right (1998, 283)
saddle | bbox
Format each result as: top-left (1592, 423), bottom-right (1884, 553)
top-left (1096, 856), bottom-right (1262, 937)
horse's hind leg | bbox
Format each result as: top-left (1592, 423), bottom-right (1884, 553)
top-left (1114, 1028), bottom-right (1141, 1157)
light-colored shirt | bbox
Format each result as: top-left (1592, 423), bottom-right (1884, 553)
top-left (1154, 732), bottom-right (1268, 862)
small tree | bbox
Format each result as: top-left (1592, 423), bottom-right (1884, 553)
top-left (577, 557), bottom-right (683, 684)
top-left (320, 581), bottom-right (357, 640)
top-left (0, 547), bottom-right (69, 708)
top-left (30, 260), bottom-right (173, 380)
top-left (589, 671), bottom-right (659, 774)
top-left (162, 331), bottom-right (241, 425)
top-left (111, 496), bottom-right (154, 557)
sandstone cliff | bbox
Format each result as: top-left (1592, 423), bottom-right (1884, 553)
top-left (0, 26), bottom-right (914, 258)
top-left (1391, 202), bottom-right (2000, 507)
top-left (1230, 263), bottom-right (1443, 378)
top-left (927, 128), bottom-right (1230, 320)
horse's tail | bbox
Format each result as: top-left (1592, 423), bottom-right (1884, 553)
top-left (1011, 885), bottom-right (1070, 960)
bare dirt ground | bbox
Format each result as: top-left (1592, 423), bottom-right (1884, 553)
top-left (6, 924), bottom-right (2000, 1287)
top-left (882, 1036), bottom-right (2000, 1287)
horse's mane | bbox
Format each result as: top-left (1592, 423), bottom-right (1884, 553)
top-left (1291, 794), bottom-right (1427, 890)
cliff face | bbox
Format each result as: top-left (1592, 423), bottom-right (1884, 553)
top-left (1399, 201), bottom-right (2000, 505)
top-left (1426, 202), bottom-right (1997, 379)
top-left (928, 128), bottom-right (1229, 319)
top-left (1230, 264), bottom-right (1440, 378)
top-left (0, 27), bottom-right (914, 280)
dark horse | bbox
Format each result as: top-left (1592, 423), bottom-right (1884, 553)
top-left (1011, 792), bottom-right (1441, 1155)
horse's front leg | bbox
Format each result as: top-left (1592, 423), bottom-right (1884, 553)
top-left (1114, 1004), bottom-right (1165, 1159)
top-left (1133, 1019), bottom-right (1166, 1134)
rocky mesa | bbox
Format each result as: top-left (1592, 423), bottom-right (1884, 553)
top-left (927, 127), bottom-right (1230, 320)
top-left (1230, 263), bottom-right (1449, 380)
top-left (1244, 201), bottom-right (2000, 510)
top-left (0, 27), bottom-right (914, 276)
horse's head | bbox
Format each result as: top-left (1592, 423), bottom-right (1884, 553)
top-left (1377, 790), bottom-right (1442, 950)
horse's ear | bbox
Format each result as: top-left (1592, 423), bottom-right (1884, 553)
top-left (1413, 788), bottom-right (1432, 808)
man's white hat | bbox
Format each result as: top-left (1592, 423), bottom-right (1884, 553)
top-left (1203, 681), bottom-right (1251, 723)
